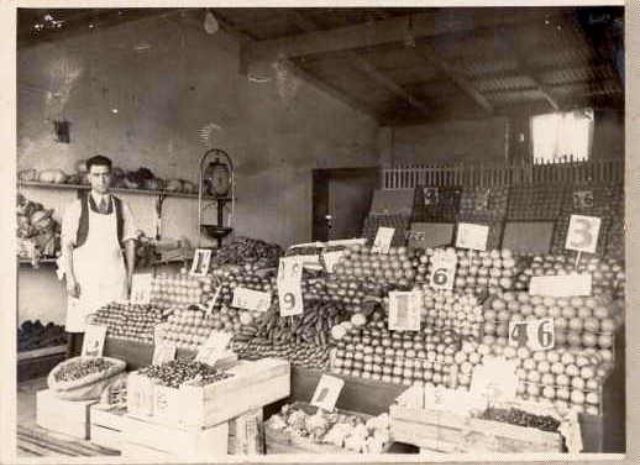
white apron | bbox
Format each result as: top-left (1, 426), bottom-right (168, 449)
top-left (66, 197), bottom-right (127, 332)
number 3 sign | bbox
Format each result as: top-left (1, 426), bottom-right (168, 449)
top-left (565, 214), bottom-right (601, 254)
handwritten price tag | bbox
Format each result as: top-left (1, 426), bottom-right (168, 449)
top-left (232, 287), bottom-right (271, 312)
top-left (130, 273), bottom-right (153, 304)
top-left (81, 325), bottom-right (107, 357)
top-left (278, 257), bottom-right (304, 317)
top-left (529, 274), bottom-right (592, 297)
top-left (153, 343), bottom-right (176, 365)
top-left (190, 248), bottom-right (212, 276)
top-left (565, 215), bottom-right (601, 254)
top-left (456, 223), bottom-right (489, 251)
top-left (372, 227), bottom-right (395, 254)
top-left (388, 291), bottom-right (422, 331)
top-left (429, 250), bottom-right (457, 290)
top-left (509, 318), bottom-right (555, 351)
top-left (470, 357), bottom-right (519, 402)
top-left (310, 374), bottom-right (344, 411)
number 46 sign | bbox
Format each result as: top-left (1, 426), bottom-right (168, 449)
top-left (509, 318), bottom-right (555, 351)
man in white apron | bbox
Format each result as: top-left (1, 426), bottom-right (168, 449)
top-left (61, 155), bottom-right (138, 356)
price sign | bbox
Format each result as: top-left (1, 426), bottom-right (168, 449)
top-left (566, 215), bottom-right (601, 254)
top-left (153, 322), bottom-right (170, 345)
top-left (326, 238), bottom-right (367, 247)
top-left (429, 250), bottom-right (457, 290)
top-left (196, 330), bottom-right (233, 365)
top-left (190, 248), bottom-right (212, 276)
top-left (130, 273), bottom-right (153, 304)
top-left (371, 227), bottom-right (395, 254)
top-left (470, 357), bottom-right (519, 402)
top-left (456, 223), bottom-right (489, 251)
top-left (152, 343), bottom-right (176, 366)
top-left (310, 374), bottom-right (344, 411)
top-left (232, 287), bottom-right (271, 312)
top-left (529, 274), bottom-right (592, 297)
top-left (388, 291), bottom-right (422, 331)
top-left (321, 250), bottom-right (345, 273)
top-left (278, 257), bottom-right (304, 317)
top-left (81, 325), bottom-right (107, 357)
top-left (423, 187), bottom-right (439, 206)
top-left (509, 318), bottom-right (555, 351)
top-left (573, 190), bottom-right (594, 209)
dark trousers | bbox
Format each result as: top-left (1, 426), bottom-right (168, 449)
top-left (66, 332), bottom-right (84, 358)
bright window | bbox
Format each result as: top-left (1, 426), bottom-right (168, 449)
top-left (530, 109), bottom-right (594, 163)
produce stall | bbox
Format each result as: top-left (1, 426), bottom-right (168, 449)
top-left (15, 5), bottom-right (626, 461)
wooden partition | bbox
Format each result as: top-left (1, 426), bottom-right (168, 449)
top-left (381, 158), bottom-right (624, 190)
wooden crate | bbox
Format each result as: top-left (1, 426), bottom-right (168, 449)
top-left (90, 405), bottom-right (228, 458)
top-left (128, 358), bottom-right (290, 428)
top-left (228, 408), bottom-right (265, 455)
top-left (390, 405), bottom-right (563, 453)
top-left (36, 389), bottom-right (97, 440)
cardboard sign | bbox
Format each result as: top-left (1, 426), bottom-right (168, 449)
top-left (322, 250), bottom-right (345, 273)
top-left (470, 357), bottom-right (518, 402)
top-left (310, 374), bottom-right (344, 412)
top-left (153, 322), bottom-right (169, 345)
top-left (195, 330), bottom-right (233, 365)
top-left (509, 318), bottom-right (555, 351)
top-left (529, 274), bottom-right (592, 297)
top-left (429, 250), bottom-right (457, 290)
top-left (566, 215), bottom-right (601, 254)
top-left (232, 287), bottom-right (271, 312)
top-left (573, 190), bottom-right (594, 210)
top-left (152, 343), bottom-right (176, 366)
top-left (278, 256), bottom-right (304, 317)
top-left (456, 223), bottom-right (489, 251)
top-left (190, 248), bottom-right (212, 276)
top-left (130, 273), bottom-right (153, 304)
top-left (81, 325), bottom-right (107, 357)
top-left (371, 227), bottom-right (395, 254)
top-left (388, 291), bottom-right (422, 331)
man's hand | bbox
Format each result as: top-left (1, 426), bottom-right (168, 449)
top-left (66, 278), bottom-right (81, 298)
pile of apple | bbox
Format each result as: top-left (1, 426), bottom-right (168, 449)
top-left (484, 292), bottom-right (620, 350)
top-left (419, 286), bottom-right (483, 338)
top-left (89, 302), bottom-right (169, 343)
top-left (452, 249), bottom-right (518, 295)
top-left (514, 254), bottom-right (625, 298)
top-left (332, 245), bottom-right (416, 289)
top-left (151, 272), bottom-right (213, 309)
top-left (160, 305), bottom-right (260, 351)
top-left (450, 340), bottom-right (612, 415)
top-left (331, 324), bottom-right (461, 386)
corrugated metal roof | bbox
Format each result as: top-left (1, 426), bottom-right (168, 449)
top-left (473, 75), bottom-right (538, 93)
top-left (540, 65), bottom-right (617, 86)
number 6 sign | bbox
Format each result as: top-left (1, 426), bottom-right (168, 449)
top-left (565, 214), bottom-right (601, 254)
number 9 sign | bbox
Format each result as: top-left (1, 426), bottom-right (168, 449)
top-left (565, 214), bottom-right (601, 254)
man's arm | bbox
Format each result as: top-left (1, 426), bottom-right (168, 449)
top-left (121, 202), bottom-right (138, 297)
top-left (61, 201), bottom-right (80, 298)
top-left (124, 239), bottom-right (136, 296)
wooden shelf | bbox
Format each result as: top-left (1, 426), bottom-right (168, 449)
top-left (18, 181), bottom-right (231, 202)
top-left (17, 344), bottom-right (67, 362)
top-left (18, 257), bottom-right (58, 266)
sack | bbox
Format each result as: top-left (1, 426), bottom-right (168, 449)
top-left (47, 356), bottom-right (126, 401)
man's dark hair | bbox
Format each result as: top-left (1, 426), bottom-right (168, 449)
top-left (86, 155), bottom-right (112, 172)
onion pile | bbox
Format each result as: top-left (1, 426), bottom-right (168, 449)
top-left (484, 292), bottom-right (620, 351)
top-left (151, 273), bottom-right (212, 309)
top-left (419, 287), bottom-right (483, 338)
top-left (89, 303), bottom-right (169, 343)
top-left (332, 326), bottom-right (460, 386)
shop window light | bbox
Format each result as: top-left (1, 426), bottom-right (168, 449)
top-left (530, 109), bottom-right (594, 163)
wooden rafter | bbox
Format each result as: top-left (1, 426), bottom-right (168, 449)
top-left (244, 9), bottom-right (566, 64)
top-left (288, 10), bottom-right (431, 118)
top-left (413, 43), bottom-right (493, 114)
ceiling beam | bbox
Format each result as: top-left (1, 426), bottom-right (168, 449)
top-left (413, 43), bottom-right (493, 114)
top-left (245, 9), bottom-right (566, 65)
top-left (288, 10), bottom-right (431, 118)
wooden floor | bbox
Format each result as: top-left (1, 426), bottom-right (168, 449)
top-left (16, 377), bottom-right (119, 457)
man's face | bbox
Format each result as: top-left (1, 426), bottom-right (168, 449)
top-left (88, 165), bottom-right (112, 194)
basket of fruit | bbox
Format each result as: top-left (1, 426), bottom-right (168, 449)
top-left (47, 356), bottom-right (126, 401)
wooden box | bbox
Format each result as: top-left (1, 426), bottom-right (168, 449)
top-left (228, 408), bottom-right (264, 455)
top-left (36, 389), bottom-right (98, 440)
top-left (90, 405), bottom-right (229, 458)
top-left (128, 358), bottom-right (290, 428)
top-left (390, 405), bottom-right (563, 453)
